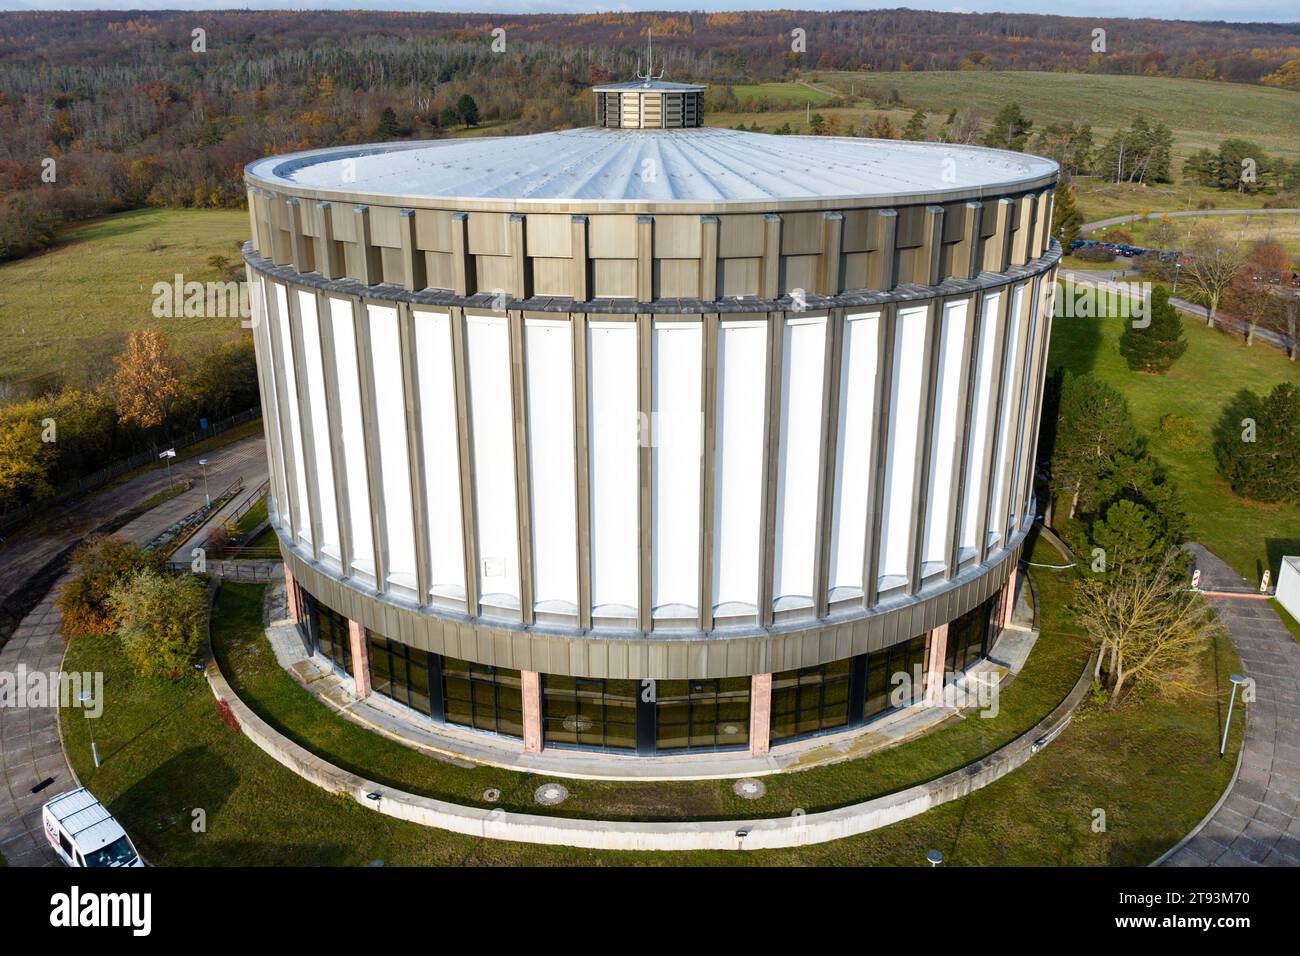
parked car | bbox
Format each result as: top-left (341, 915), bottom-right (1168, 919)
top-left (41, 787), bottom-right (143, 867)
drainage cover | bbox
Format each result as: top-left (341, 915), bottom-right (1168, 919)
top-left (534, 783), bottom-right (570, 805)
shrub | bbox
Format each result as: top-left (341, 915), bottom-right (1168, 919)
top-left (1155, 413), bottom-right (1199, 449)
top-left (1074, 244), bottom-right (1114, 263)
top-left (203, 524), bottom-right (232, 560)
top-left (109, 569), bottom-right (207, 679)
top-left (57, 536), bottom-right (166, 637)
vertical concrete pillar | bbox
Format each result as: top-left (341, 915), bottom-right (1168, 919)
top-left (1002, 564), bottom-right (1021, 628)
top-left (348, 620), bottom-right (370, 698)
top-left (283, 563), bottom-right (300, 624)
top-left (924, 623), bottom-right (949, 705)
top-left (521, 670), bottom-right (543, 754)
top-left (749, 673), bottom-right (773, 757)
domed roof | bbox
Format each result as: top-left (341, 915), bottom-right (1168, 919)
top-left (246, 126), bottom-right (1057, 209)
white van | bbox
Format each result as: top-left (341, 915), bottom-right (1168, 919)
top-left (41, 788), bottom-right (143, 867)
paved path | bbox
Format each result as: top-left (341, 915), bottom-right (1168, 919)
top-left (0, 438), bottom-right (268, 866)
top-left (1161, 544), bottom-right (1300, 867)
top-left (1082, 207), bottom-right (1300, 233)
top-left (1058, 267), bottom-right (1295, 355)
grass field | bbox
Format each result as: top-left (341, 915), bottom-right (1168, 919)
top-left (1048, 286), bottom-right (1300, 582)
top-left (0, 208), bottom-right (250, 391)
top-left (812, 71), bottom-right (1300, 166)
top-left (51, 565), bottom-right (1242, 866)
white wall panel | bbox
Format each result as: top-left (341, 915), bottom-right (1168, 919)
top-left (652, 321), bottom-right (703, 619)
top-left (525, 318), bottom-right (578, 614)
top-left (1007, 289), bottom-right (1040, 535)
top-left (879, 305), bottom-right (928, 585)
top-left (297, 290), bottom-right (340, 566)
top-left (273, 282), bottom-right (310, 547)
top-left (329, 297), bottom-right (374, 581)
top-left (773, 315), bottom-right (826, 609)
top-left (989, 283), bottom-right (1026, 549)
top-left (587, 321), bottom-right (639, 617)
top-left (828, 310), bottom-right (880, 600)
top-left (712, 319), bottom-right (768, 615)
top-left (255, 278), bottom-right (288, 531)
top-left (921, 299), bottom-right (968, 571)
top-left (959, 292), bottom-right (1001, 556)
top-left (414, 310), bottom-right (466, 606)
top-left (369, 304), bottom-right (418, 594)
top-left (466, 315), bottom-right (520, 610)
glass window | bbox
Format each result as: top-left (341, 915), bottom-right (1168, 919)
top-left (303, 592), bottom-right (352, 677)
top-left (771, 659), bottom-right (852, 743)
top-left (863, 634), bottom-right (929, 721)
top-left (945, 595), bottom-right (999, 677)
top-left (366, 634), bottom-right (436, 718)
top-left (441, 658), bottom-right (523, 739)
top-left (542, 676), bottom-right (637, 750)
top-left (655, 678), bottom-right (750, 751)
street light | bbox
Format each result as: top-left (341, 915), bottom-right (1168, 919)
top-left (78, 691), bottom-right (100, 769)
top-left (199, 458), bottom-right (211, 508)
top-left (926, 850), bottom-right (944, 867)
top-left (1220, 674), bottom-right (1247, 758)
top-left (1172, 261), bottom-right (1182, 295)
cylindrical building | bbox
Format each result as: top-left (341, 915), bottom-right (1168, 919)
top-left (242, 80), bottom-right (1059, 762)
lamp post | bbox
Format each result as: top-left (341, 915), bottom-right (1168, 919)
top-left (926, 850), bottom-right (943, 867)
top-left (1220, 674), bottom-right (1247, 758)
top-left (78, 691), bottom-right (100, 768)
top-left (1172, 261), bottom-right (1181, 295)
top-left (199, 458), bottom-right (211, 508)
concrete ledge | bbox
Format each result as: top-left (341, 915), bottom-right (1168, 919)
top-left (203, 629), bottom-right (1096, 851)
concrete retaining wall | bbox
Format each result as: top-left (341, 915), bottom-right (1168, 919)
top-left (204, 641), bottom-right (1095, 851)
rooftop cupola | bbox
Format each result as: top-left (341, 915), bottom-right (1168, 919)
top-left (592, 34), bottom-right (705, 129)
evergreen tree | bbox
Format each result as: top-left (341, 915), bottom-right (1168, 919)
top-left (1119, 286), bottom-right (1187, 373)
top-left (1213, 383), bottom-right (1300, 503)
top-left (1051, 178), bottom-right (1082, 249)
top-left (455, 94), bottom-right (480, 127)
top-left (1051, 372), bottom-right (1138, 519)
top-left (376, 106), bottom-right (400, 138)
top-left (983, 103), bottom-right (1032, 151)
top-left (902, 108), bottom-right (927, 140)
top-left (1091, 500), bottom-right (1167, 576)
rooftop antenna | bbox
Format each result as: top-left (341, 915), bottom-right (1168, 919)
top-left (635, 29), bottom-right (665, 86)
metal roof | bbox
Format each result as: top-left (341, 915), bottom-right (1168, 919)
top-left (44, 787), bottom-right (127, 853)
top-left (246, 127), bottom-right (1058, 206)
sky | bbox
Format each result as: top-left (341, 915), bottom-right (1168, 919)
top-left (0, 1), bottom-right (1294, 24)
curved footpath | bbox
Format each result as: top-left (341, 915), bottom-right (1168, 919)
top-left (1082, 207), bottom-right (1300, 233)
top-left (1159, 544), bottom-right (1300, 867)
top-left (0, 438), bottom-right (267, 867)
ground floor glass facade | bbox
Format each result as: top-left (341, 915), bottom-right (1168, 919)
top-left (295, 586), bottom-right (1002, 756)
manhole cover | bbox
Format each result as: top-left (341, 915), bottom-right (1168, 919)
top-left (482, 788), bottom-right (500, 803)
top-left (733, 778), bottom-right (766, 799)
top-left (562, 714), bottom-right (594, 733)
top-left (534, 783), bottom-right (570, 806)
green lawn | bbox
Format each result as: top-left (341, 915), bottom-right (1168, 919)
top-left (0, 207), bottom-right (250, 391)
top-left (52, 559), bottom-right (1242, 866)
top-left (730, 82), bottom-right (833, 106)
top-left (1047, 286), bottom-right (1300, 582)
top-left (231, 495), bottom-right (268, 539)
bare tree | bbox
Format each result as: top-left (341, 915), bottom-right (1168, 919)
top-left (1181, 223), bottom-right (1246, 330)
top-left (1074, 549), bottom-right (1220, 708)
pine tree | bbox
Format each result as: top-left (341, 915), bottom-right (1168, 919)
top-left (1051, 178), bottom-right (1081, 249)
top-left (1213, 382), bottom-right (1300, 503)
top-left (456, 94), bottom-right (480, 127)
top-left (1119, 286), bottom-right (1187, 373)
top-left (983, 103), bottom-right (1032, 151)
top-left (902, 108), bottom-right (927, 140)
top-left (376, 107), bottom-right (400, 138)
